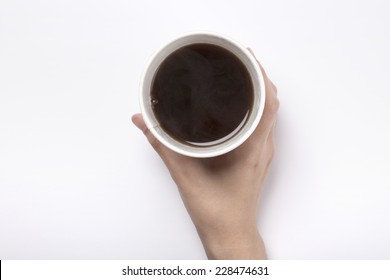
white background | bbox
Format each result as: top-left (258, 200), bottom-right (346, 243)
top-left (1, 0), bottom-right (389, 259)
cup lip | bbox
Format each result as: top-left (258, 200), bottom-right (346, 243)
top-left (139, 31), bottom-right (266, 158)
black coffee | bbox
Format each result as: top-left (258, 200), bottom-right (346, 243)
top-left (151, 43), bottom-right (253, 146)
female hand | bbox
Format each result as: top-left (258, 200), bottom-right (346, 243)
top-left (132, 51), bottom-right (279, 259)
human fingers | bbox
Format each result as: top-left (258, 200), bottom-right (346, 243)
top-left (247, 48), bottom-right (279, 121)
top-left (132, 113), bottom-right (168, 155)
top-left (132, 113), bottom-right (199, 173)
top-left (244, 49), bottom-right (279, 145)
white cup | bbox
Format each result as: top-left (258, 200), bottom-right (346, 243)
top-left (139, 32), bottom-right (266, 158)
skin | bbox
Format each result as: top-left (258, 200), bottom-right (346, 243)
top-left (132, 50), bottom-right (279, 259)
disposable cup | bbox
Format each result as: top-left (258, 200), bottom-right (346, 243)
top-left (139, 32), bottom-right (265, 158)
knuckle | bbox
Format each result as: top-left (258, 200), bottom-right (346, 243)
top-left (269, 97), bottom-right (280, 114)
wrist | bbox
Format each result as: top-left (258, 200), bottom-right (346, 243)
top-left (197, 224), bottom-right (266, 260)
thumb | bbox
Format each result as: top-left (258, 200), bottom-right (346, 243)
top-left (131, 113), bottom-right (196, 169)
top-left (132, 113), bottom-right (166, 154)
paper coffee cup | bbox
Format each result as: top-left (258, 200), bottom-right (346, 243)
top-left (139, 32), bottom-right (265, 158)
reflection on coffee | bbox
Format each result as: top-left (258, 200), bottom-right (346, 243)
top-left (151, 43), bottom-right (253, 146)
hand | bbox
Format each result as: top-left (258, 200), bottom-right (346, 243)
top-left (132, 50), bottom-right (279, 259)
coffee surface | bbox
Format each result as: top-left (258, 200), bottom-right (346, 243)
top-left (151, 43), bottom-right (253, 146)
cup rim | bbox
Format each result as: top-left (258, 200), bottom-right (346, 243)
top-left (139, 31), bottom-right (266, 158)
